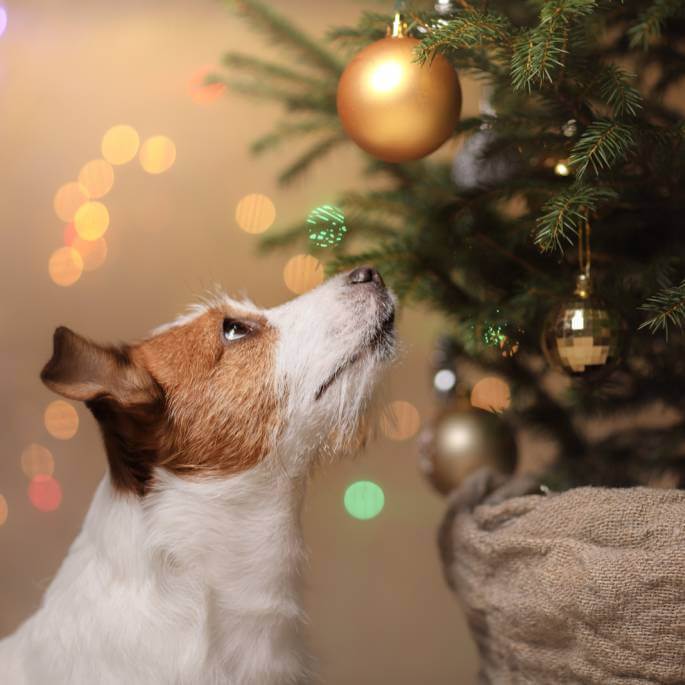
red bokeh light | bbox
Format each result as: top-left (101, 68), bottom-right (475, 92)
top-left (63, 222), bottom-right (76, 246)
top-left (28, 474), bottom-right (62, 512)
top-left (189, 65), bottom-right (226, 105)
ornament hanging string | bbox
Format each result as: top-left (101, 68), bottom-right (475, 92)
top-left (578, 215), bottom-right (592, 279)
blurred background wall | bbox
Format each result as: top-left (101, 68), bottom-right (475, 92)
top-left (0, 1), bottom-right (482, 682)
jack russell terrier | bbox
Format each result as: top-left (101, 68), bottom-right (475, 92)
top-left (0, 266), bottom-right (395, 684)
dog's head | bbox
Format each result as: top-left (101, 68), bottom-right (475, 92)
top-left (41, 267), bottom-right (395, 494)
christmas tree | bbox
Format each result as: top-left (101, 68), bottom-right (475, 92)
top-left (220, 0), bottom-right (685, 489)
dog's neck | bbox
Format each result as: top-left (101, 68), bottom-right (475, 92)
top-left (11, 463), bottom-right (311, 685)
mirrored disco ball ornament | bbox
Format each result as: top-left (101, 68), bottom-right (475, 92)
top-left (542, 273), bottom-right (623, 377)
top-left (419, 398), bottom-right (517, 495)
top-left (452, 126), bottom-right (520, 191)
top-left (307, 205), bottom-right (347, 248)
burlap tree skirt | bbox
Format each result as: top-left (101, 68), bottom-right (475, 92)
top-left (438, 470), bottom-right (685, 684)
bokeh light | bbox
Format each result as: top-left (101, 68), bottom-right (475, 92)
top-left (63, 222), bottom-right (76, 246)
top-left (307, 204), bottom-right (347, 248)
top-left (53, 182), bottom-right (88, 222)
top-left (554, 160), bottom-right (571, 176)
top-left (73, 236), bottom-right (107, 272)
top-left (28, 475), bottom-right (62, 513)
top-left (78, 159), bottom-right (114, 199)
top-left (189, 65), bottom-right (226, 105)
top-left (283, 254), bottom-right (324, 294)
top-left (380, 400), bottom-right (421, 441)
top-left (101, 124), bottom-right (140, 165)
top-left (20, 443), bottom-right (55, 479)
top-left (48, 246), bottom-right (84, 287)
top-left (235, 193), bottom-right (276, 234)
top-left (344, 481), bottom-right (385, 520)
top-left (470, 376), bottom-right (511, 413)
top-left (0, 495), bottom-right (7, 526)
top-left (74, 200), bottom-right (109, 240)
top-left (139, 135), bottom-right (176, 174)
top-left (0, 8), bottom-right (7, 38)
top-left (44, 400), bottom-right (79, 440)
top-left (434, 369), bottom-right (456, 393)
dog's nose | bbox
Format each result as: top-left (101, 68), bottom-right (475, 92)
top-left (348, 266), bottom-right (385, 287)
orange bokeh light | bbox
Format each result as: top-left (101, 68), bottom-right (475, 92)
top-left (28, 475), bottom-right (62, 513)
top-left (282, 254), bottom-right (324, 294)
top-left (74, 201), bottom-right (109, 240)
top-left (189, 66), bottom-right (226, 105)
top-left (139, 135), bottom-right (176, 174)
top-left (73, 236), bottom-right (107, 272)
top-left (53, 182), bottom-right (88, 222)
top-left (63, 222), bottom-right (76, 246)
top-left (44, 400), bottom-right (79, 439)
top-left (235, 193), bottom-right (276, 234)
top-left (21, 443), bottom-right (55, 479)
top-left (0, 495), bottom-right (7, 527)
top-left (101, 124), bottom-right (140, 165)
top-left (470, 376), bottom-right (511, 413)
top-left (380, 400), bottom-right (421, 441)
top-left (48, 246), bottom-right (84, 287)
top-left (78, 159), bottom-right (114, 199)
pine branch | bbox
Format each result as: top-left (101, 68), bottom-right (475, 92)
top-left (227, 0), bottom-right (342, 75)
top-left (250, 118), bottom-right (338, 156)
top-left (568, 120), bottom-right (636, 178)
top-left (277, 134), bottom-right (347, 185)
top-left (594, 64), bottom-right (643, 118)
top-left (639, 278), bottom-right (685, 336)
top-left (535, 183), bottom-right (617, 252)
top-left (225, 79), bottom-right (335, 113)
top-left (222, 53), bottom-right (326, 89)
top-left (511, 0), bottom-right (597, 91)
top-left (628, 0), bottom-right (685, 50)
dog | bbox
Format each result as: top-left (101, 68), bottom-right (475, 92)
top-left (0, 266), bottom-right (395, 685)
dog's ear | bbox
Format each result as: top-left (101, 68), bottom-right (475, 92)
top-left (41, 327), bottom-right (156, 406)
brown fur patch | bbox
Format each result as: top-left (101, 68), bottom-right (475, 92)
top-left (41, 306), bottom-right (280, 495)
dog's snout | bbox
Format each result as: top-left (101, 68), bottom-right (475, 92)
top-left (348, 266), bottom-right (385, 287)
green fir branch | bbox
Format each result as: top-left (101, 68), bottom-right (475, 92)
top-left (568, 120), bottom-right (636, 178)
top-left (222, 53), bottom-right (326, 89)
top-left (594, 64), bottom-right (643, 118)
top-left (277, 134), bottom-right (347, 185)
top-left (639, 279), bottom-right (685, 336)
top-left (628, 0), bottom-right (685, 50)
top-left (250, 118), bottom-right (338, 156)
top-left (535, 183), bottom-right (617, 252)
top-left (227, 0), bottom-right (342, 75)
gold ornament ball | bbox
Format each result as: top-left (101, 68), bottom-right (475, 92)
top-left (419, 399), bottom-right (517, 495)
top-left (337, 35), bottom-right (462, 163)
top-left (542, 274), bottom-right (623, 377)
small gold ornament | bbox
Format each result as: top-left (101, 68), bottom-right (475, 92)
top-left (336, 13), bottom-right (462, 163)
top-left (542, 272), bottom-right (623, 376)
top-left (419, 397), bottom-right (517, 495)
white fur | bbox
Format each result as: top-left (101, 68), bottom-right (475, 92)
top-left (0, 272), bottom-right (394, 684)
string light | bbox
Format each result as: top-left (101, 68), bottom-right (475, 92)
top-left (470, 376), bottom-right (511, 413)
top-left (48, 246), bottom-right (84, 287)
top-left (28, 475), bottom-right (62, 513)
top-left (344, 481), bottom-right (385, 520)
top-left (20, 443), bottom-right (55, 479)
top-left (78, 159), bottom-right (114, 199)
top-left (434, 368), bottom-right (456, 393)
top-left (282, 254), bottom-right (324, 294)
top-left (235, 193), bottom-right (276, 234)
top-left (44, 400), bottom-right (79, 439)
top-left (380, 400), bottom-right (421, 441)
top-left (102, 125), bottom-right (140, 165)
top-left (139, 135), bottom-right (176, 174)
top-left (74, 201), bottom-right (109, 240)
top-left (53, 182), bottom-right (88, 223)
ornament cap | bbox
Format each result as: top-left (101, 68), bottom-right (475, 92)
top-left (574, 272), bottom-right (592, 299)
top-left (388, 12), bottom-right (408, 38)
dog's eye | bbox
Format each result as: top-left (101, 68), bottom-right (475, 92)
top-left (223, 319), bottom-right (250, 342)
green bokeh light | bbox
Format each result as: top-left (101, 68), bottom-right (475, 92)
top-left (307, 204), bottom-right (347, 248)
top-left (344, 480), bottom-right (385, 520)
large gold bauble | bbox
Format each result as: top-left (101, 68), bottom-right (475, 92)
top-left (419, 398), bottom-right (517, 495)
top-left (542, 274), bottom-right (623, 377)
top-left (336, 35), bottom-right (462, 163)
